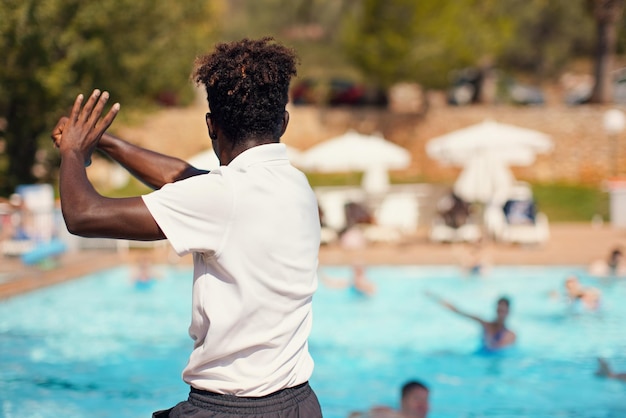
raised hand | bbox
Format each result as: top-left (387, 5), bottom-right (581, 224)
top-left (423, 290), bottom-right (454, 310)
top-left (50, 116), bottom-right (67, 149)
top-left (56, 89), bottom-right (120, 167)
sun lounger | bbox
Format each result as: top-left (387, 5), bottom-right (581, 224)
top-left (429, 216), bottom-right (482, 243)
top-left (483, 204), bottom-right (550, 245)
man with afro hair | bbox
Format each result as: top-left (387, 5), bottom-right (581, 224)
top-left (52, 37), bottom-right (323, 417)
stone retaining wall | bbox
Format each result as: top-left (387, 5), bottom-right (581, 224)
top-left (282, 99), bottom-right (626, 186)
top-left (115, 94), bottom-right (626, 187)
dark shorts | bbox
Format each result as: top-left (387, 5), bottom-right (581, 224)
top-left (152, 382), bottom-right (322, 418)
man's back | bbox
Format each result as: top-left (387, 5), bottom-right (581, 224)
top-left (143, 143), bottom-right (320, 395)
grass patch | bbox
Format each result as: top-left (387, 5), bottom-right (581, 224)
top-left (305, 171), bottom-right (428, 188)
top-left (531, 182), bottom-right (609, 223)
top-left (305, 172), bottom-right (362, 188)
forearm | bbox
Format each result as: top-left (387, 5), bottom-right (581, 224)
top-left (60, 152), bottom-right (164, 240)
top-left (99, 132), bottom-right (208, 189)
top-left (60, 151), bottom-right (110, 235)
top-left (55, 90), bottom-right (164, 241)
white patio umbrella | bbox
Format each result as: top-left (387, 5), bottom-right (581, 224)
top-left (453, 152), bottom-right (517, 203)
top-left (426, 120), bottom-right (553, 203)
top-left (300, 130), bottom-right (411, 194)
top-left (426, 119), bottom-right (553, 166)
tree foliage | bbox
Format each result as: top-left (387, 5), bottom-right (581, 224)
top-left (339, 0), bottom-right (518, 88)
top-left (499, 0), bottom-right (595, 79)
top-left (335, 0), bottom-right (622, 89)
top-left (0, 0), bottom-right (221, 195)
top-left (588, 0), bottom-right (625, 103)
top-left (2, 0), bottom-right (624, 195)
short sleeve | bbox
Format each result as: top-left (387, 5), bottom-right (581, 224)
top-left (142, 171), bottom-right (233, 256)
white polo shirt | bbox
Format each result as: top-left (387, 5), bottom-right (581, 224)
top-left (142, 143), bottom-right (320, 396)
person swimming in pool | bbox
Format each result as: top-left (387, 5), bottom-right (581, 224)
top-left (132, 256), bottom-right (159, 290)
top-left (427, 292), bottom-right (516, 352)
top-left (320, 264), bottom-right (376, 297)
top-left (595, 358), bottom-right (626, 382)
top-left (588, 245), bottom-right (626, 277)
top-left (350, 379), bottom-right (430, 418)
top-left (563, 275), bottom-right (602, 311)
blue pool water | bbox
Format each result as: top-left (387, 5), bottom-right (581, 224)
top-left (1, 265), bottom-right (625, 418)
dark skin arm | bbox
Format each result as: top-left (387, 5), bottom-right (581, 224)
top-left (54, 90), bottom-right (165, 240)
top-left (97, 132), bottom-right (209, 189)
top-left (53, 122), bottom-right (209, 190)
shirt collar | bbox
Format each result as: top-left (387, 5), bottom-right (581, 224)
top-left (227, 143), bottom-right (288, 169)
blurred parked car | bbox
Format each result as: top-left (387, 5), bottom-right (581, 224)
top-left (448, 67), bottom-right (544, 106)
top-left (447, 68), bottom-right (483, 106)
top-left (562, 68), bottom-right (626, 105)
top-left (291, 78), bottom-right (387, 107)
top-left (504, 80), bottom-right (545, 106)
top-left (291, 78), bottom-right (323, 105)
top-left (328, 79), bottom-right (366, 106)
top-left (613, 69), bottom-right (626, 104)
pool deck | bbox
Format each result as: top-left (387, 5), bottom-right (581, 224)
top-left (1, 223), bottom-right (625, 300)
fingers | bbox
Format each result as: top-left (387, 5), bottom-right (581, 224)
top-left (72, 89), bottom-right (111, 128)
top-left (57, 90), bottom-right (119, 162)
top-left (95, 101), bottom-right (120, 136)
top-left (69, 94), bottom-right (84, 122)
top-left (81, 89), bottom-right (101, 122)
top-left (86, 90), bottom-right (117, 130)
top-left (51, 116), bottom-right (69, 148)
top-left (69, 89), bottom-right (119, 134)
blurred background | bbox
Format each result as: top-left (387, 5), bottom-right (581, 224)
top-left (2, 3), bottom-right (626, 417)
top-left (1, 0), bottom-right (626, 224)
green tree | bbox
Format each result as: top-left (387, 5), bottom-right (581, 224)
top-left (499, 0), bottom-right (595, 80)
top-left (339, 0), bottom-right (517, 88)
top-left (588, 0), bottom-right (625, 103)
top-left (0, 0), bottom-right (221, 195)
top-left (339, 0), bottom-right (422, 88)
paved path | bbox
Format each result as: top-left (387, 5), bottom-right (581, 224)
top-left (1, 223), bottom-right (624, 300)
top-left (320, 223), bottom-right (626, 266)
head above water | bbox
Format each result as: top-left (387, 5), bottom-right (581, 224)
top-left (401, 380), bottom-right (430, 418)
top-left (608, 246), bottom-right (623, 268)
top-left (192, 37), bottom-right (298, 149)
top-left (496, 296), bottom-right (511, 321)
top-left (564, 275), bottom-right (581, 291)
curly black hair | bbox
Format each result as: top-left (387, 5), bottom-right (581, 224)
top-left (192, 37), bottom-right (298, 144)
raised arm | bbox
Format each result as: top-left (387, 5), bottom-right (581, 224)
top-left (425, 291), bottom-right (486, 325)
top-left (98, 132), bottom-right (209, 189)
top-left (55, 90), bottom-right (165, 241)
top-left (442, 301), bottom-right (486, 325)
top-left (596, 358), bottom-right (626, 382)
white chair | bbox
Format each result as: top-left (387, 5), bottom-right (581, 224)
top-left (375, 192), bottom-right (419, 233)
top-left (315, 188), bottom-right (367, 245)
top-left (363, 192), bottom-right (419, 243)
top-left (502, 212), bottom-right (550, 245)
top-left (429, 216), bottom-right (482, 243)
top-left (484, 204), bottom-right (550, 245)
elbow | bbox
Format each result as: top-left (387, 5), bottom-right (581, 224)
top-left (62, 208), bottom-right (97, 237)
top-left (63, 215), bottom-right (89, 237)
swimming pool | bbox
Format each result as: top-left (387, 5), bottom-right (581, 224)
top-left (1, 265), bottom-right (624, 418)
